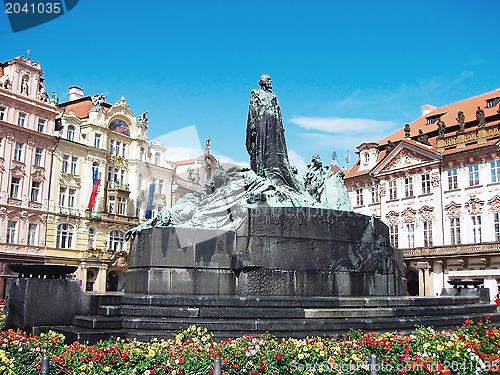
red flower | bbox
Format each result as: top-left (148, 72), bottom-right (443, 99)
top-left (464, 319), bottom-right (471, 325)
top-left (260, 361), bottom-right (267, 371)
top-left (275, 353), bottom-right (283, 361)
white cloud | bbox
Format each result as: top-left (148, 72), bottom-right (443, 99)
top-left (290, 117), bottom-right (396, 135)
top-left (288, 150), bottom-right (308, 172)
top-left (164, 146), bottom-right (203, 162)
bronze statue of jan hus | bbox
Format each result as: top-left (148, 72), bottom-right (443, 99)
top-left (246, 74), bottom-right (302, 191)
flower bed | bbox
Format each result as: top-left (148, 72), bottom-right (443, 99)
top-left (0, 318), bottom-right (499, 374)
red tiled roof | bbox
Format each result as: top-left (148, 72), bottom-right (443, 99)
top-left (60, 97), bottom-right (111, 118)
top-left (379, 89), bottom-right (500, 145)
top-left (172, 159), bottom-right (197, 166)
top-left (346, 89), bottom-right (500, 179)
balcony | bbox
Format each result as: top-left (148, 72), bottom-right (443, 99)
top-left (58, 206), bottom-right (80, 216)
top-left (107, 181), bottom-right (129, 191)
top-left (403, 242), bottom-right (500, 259)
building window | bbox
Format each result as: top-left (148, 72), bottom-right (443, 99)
top-left (471, 215), bottom-right (482, 243)
top-left (118, 197), bottom-right (126, 215)
top-left (421, 173), bottom-right (431, 195)
top-left (159, 179), bottom-right (164, 195)
top-left (389, 180), bottom-right (398, 200)
top-left (120, 169), bottom-right (125, 184)
top-left (108, 199), bottom-right (115, 214)
top-left (34, 147), bottom-right (43, 167)
top-left (447, 169), bottom-right (458, 190)
top-left (115, 141), bottom-right (121, 156)
top-left (140, 147), bottom-right (145, 161)
top-left (423, 220), bottom-right (433, 247)
top-left (70, 156), bottom-right (77, 174)
top-left (109, 230), bottom-right (125, 252)
top-left (491, 160), bottom-right (500, 183)
top-left (404, 176), bottom-right (414, 198)
top-left (67, 125), bottom-right (75, 141)
top-left (109, 139), bottom-right (115, 154)
top-left (450, 217), bottom-right (461, 245)
top-left (371, 184), bottom-right (380, 204)
top-left (10, 177), bottom-right (20, 199)
top-left (37, 118), bottom-right (45, 132)
top-left (30, 181), bottom-right (40, 202)
top-left (56, 223), bottom-right (74, 249)
top-left (122, 143), bottom-right (126, 157)
top-left (0, 106), bottom-right (5, 121)
top-left (6, 221), bottom-right (17, 244)
top-left (14, 142), bottom-right (23, 161)
top-left (27, 223), bottom-right (37, 246)
top-left (94, 133), bottom-right (101, 148)
top-left (389, 225), bottom-right (398, 248)
top-left (486, 98), bottom-right (500, 108)
top-left (68, 188), bottom-right (76, 208)
top-left (17, 112), bottom-right (26, 127)
top-left (59, 187), bottom-right (67, 207)
top-left (154, 152), bottom-right (160, 165)
top-left (62, 154), bottom-right (69, 173)
top-left (356, 188), bottom-right (364, 206)
top-left (88, 227), bottom-right (96, 249)
top-left (468, 165), bottom-right (480, 186)
top-left (494, 213), bottom-right (500, 242)
top-left (407, 223), bottom-right (415, 248)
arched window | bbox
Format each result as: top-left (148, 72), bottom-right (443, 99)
top-left (57, 223), bottom-right (74, 249)
top-left (154, 152), bottom-right (160, 165)
top-left (88, 227), bottom-right (95, 249)
top-left (109, 230), bottom-right (125, 252)
top-left (67, 125), bottom-right (75, 141)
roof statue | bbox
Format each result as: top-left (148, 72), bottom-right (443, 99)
top-left (138, 111), bottom-right (148, 127)
top-left (437, 119), bottom-right (446, 139)
top-left (91, 93), bottom-right (107, 110)
top-left (404, 123), bottom-right (411, 138)
top-left (204, 137), bottom-right (210, 156)
top-left (386, 140), bottom-right (396, 153)
top-left (457, 111), bottom-right (465, 133)
top-left (476, 106), bottom-right (485, 128)
top-left (125, 75), bottom-right (352, 240)
top-left (417, 129), bottom-right (431, 146)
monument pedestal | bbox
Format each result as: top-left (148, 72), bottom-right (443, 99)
top-left (126, 207), bottom-right (405, 297)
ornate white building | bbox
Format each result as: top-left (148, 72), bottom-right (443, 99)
top-left (344, 89), bottom-right (500, 300)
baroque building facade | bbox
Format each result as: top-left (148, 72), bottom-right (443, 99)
top-left (44, 88), bottom-right (185, 293)
top-left (0, 55), bottom-right (59, 298)
top-left (344, 89), bottom-right (500, 300)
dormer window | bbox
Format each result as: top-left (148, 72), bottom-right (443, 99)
top-left (363, 152), bottom-right (369, 165)
top-left (426, 116), bottom-right (440, 125)
top-left (67, 125), bottom-right (75, 141)
top-left (486, 98), bottom-right (500, 108)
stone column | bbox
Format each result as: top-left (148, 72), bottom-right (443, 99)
top-left (416, 261), bottom-right (431, 296)
top-left (94, 264), bottom-right (108, 292)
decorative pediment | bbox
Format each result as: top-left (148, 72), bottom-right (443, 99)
top-left (10, 161), bottom-right (26, 177)
top-left (31, 166), bottom-right (46, 182)
top-left (402, 208), bottom-right (417, 223)
top-left (59, 172), bottom-right (81, 188)
top-left (488, 195), bottom-right (500, 213)
top-left (385, 211), bottom-right (399, 225)
top-left (419, 206), bottom-right (434, 221)
top-left (373, 141), bottom-right (438, 176)
top-left (465, 196), bottom-right (484, 215)
top-left (445, 201), bottom-right (461, 218)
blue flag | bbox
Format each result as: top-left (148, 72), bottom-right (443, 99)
top-left (145, 182), bottom-right (155, 219)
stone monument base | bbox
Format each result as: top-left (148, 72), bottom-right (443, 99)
top-left (126, 207), bottom-right (405, 297)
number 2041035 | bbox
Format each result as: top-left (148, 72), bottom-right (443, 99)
top-left (5, 2), bottom-right (61, 14)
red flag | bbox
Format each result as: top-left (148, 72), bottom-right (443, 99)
top-left (87, 172), bottom-right (101, 210)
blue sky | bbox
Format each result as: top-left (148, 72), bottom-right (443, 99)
top-left (2, 0), bottom-right (500, 171)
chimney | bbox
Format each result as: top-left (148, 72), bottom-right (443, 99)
top-left (68, 86), bottom-right (84, 101)
top-left (421, 104), bottom-right (437, 117)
